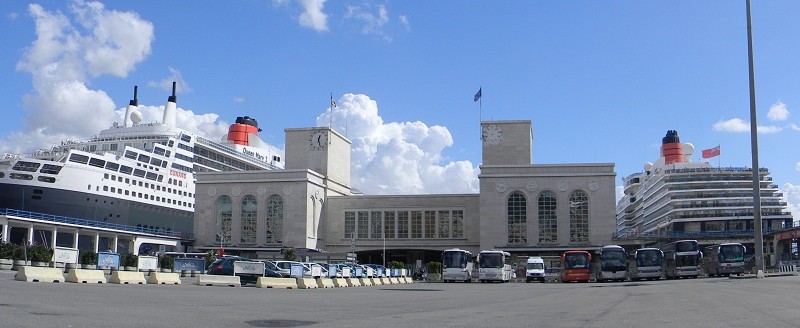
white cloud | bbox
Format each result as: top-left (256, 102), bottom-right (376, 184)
top-left (712, 118), bottom-right (782, 134)
top-left (615, 185), bottom-right (624, 202)
top-left (767, 101), bottom-right (790, 121)
top-left (781, 183), bottom-right (800, 224)
top-left (147, 67), bottom-right (192, 93)
top-left (7, 12), bottom-right (19, 20)
top-left (298, 0), bottom-right (329, 32)
top-left (790, 123), bottom-right (800, 132)
top-left (399, 15), bottom-right (409, 30)
top-left (2, 1), bottom-right (154, 154)
top-left (345, 4), bottom-right (391, 41)
top-left (233, 97), bottom-right (246, 104)
top-left (316, 93), bottom-right (479, 195)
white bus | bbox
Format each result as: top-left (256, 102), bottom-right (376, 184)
top-left (704, 243), bottom-right (746, 277)
top-left (595, 245), bottom-right (628, 282)
top-left (441, 248), bottom-right (474, 282)
top-left (662, 240), bottom-right (701, 279)
top-left (628, 247), bottom-right (663, 281)
top-left (477, 250), bottom-right (512, 283)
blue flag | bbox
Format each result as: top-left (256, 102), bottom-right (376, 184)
top-left (474, 88), bottom-right (482, 102)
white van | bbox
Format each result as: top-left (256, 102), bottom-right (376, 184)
top-left (525, 257), bottom-right (546, 283)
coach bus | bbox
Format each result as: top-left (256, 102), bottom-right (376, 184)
top-left (595, 245), bottom-right (628, 282)
top-left (561, 250), bottom-right (592, 283)
top-left (477, 250), bottom-right (512, 283)
top-left (704, 243), bottom-right (746, 277)
top-left (662, 239), bottom-right (701, 279)
top-left (442, 248), bottom-right (474, 282)
top-left (628, 247), bottom-right (663, 281)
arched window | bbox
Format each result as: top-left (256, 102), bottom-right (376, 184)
top-left (241, 195), bottom-right (257, 244)
top-left (569, 190), bottom-right (589, 243)
top-left (265, 194), bottom-right (284, 244)
top-left (507, 191), bottom-right (527, 245)
top-left (538, 191), bottom-right (557, 244)
top-left (215, 195), bottom-right (232, 244)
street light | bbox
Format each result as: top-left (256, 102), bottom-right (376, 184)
top-left (745, 0), bottom-right (765, 273)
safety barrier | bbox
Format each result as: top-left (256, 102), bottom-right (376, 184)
top-left (332, 277), bottom-right (348, 287)
top-left (15, 266), bottom-right (65, 283)
top-left (316, 278), bottom-right (335, 288)
top-left (358, 277), bottom-right (373, 286)
top-left (389, 277), bottom-right (400, 284)
top-left (110, 271), bottom-right (147, 284)
top-left (196, 274), bottom-right (241, 287)
top-left (66, 269), bottom-right (106, 284)
top-left (296, 278), bottom-right (318, 289)
top-left (778, 265), bottom-right (797, 275)
top-left (147, 272), bottom-right (181, 285)
top-left (379, 277), bottom-right (390, 285)
top-left (403, 277), bottom-right (414, 284)
top-left (370, 277), bottom-right (382, 286)
top-left (346, 277), bottom-right (362, 287)
top-left (256, 277), bottom-right (296, 289)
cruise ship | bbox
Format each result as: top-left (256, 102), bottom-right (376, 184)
top-left (0, 83), bottom-right (283, 236)
top-left (616, 130), bottom-right (792, 239)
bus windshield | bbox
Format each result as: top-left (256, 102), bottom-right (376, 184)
top-left (675, 241), bottom-right (698, 252)
top-left (479, 254), bottom-right (504, 268)
top-left (443, 251), bottom-right (469, 269)
top-left (564, 253), bottom-right (590, 269)
top-left (601, 251), bottom-right (627, 271)
top-left (719, 245), bottom-right (745, 263)
top-left (676, 254), bottom-right (698, 267)
top-left (637, 250), bottom-right (662, 267)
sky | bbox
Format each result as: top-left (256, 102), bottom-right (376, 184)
top-left (2, 1), bottom-right (800, 221)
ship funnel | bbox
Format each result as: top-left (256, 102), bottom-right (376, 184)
top-left (227, 116), bottom-right (261, 146)
top-left (162, 82), bottom-right (177, 127)
top-left (124, 85), bottom-right (139, 127)
top-left (660, 130), bottom-right (685, 164)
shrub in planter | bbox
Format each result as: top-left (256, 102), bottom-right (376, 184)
top-left (29, 244), bottom-right (53, 263)
top-left (79, 250), bottom-right (97, 265)
top-left (159, 256), bottom-right (173, 271)
top-left (122, 253), bottom-right (138, 268)
top-left (426, 261), bottom-right (442, 275)
top-left (205, 250), bottom-right (217, 268)
top-left (0, 242), bottom-right (17, 260)
top-left (389, 261), bottom-right (405, 269)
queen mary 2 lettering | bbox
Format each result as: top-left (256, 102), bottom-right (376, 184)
top-left (0, 83), bottom-right (284, 235)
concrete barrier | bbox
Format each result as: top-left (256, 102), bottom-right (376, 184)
top-left (778, 265), bottom-right (798, 275)
top-left (147, 272), bottom-right (181, 285)
top-left (403, 277), bottom-right (413, 284)
top-left (370, 277), bottom-right (382, 286)
top-left (332, 278), bottom-right (348, 287)
top-left (110, 271), bottom-right (147, 285)
top-left (389, 277), bottom-right (400, 284)
top-left (297, 278), bottom-right (318, 289)
top-left (66, 269), bottom-right (106, 284)
top-left (196, 274), bottom-right (241, 287)
top-left (256, 277), bottom-right (296, 289)
top-left (15, 266), bottom-right (65, 283)
top-left (316, 278), bottom-right (335, 288)
top-left (359, 277), bottom-right (373, 286)
top-left (346, 277), bottom-right (361, 287)
top-left (379, 277), bottom-right (390, 285)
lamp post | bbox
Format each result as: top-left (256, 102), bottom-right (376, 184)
top-left (745, 0), bottom-right (765, 273)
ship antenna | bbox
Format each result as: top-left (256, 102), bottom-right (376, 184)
top-left (168, 82), bottom-right (177, 103)
top-left (129, 86), bottom-right (138, 106)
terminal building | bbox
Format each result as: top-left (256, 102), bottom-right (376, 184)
top-left (192, 120), bottom-right (617, 268)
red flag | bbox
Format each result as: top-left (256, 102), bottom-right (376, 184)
top-left (702, 145), bottom-right (720, 159)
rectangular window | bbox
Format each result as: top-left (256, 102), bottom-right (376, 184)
top-left (411, 211), bottom-right (422, 238)
top-left (39, 164), bottom-right (62, 175)
top-left (397, 211), bottom-right (409, 239)
top-left (370, 211), bottom-right (382, 239)
top-left (124, 150), bottom-right (137, 160)
top-left (438, 210), bottom-right (451, 238)
top-left (424, 211), bottom-right (436, 238)
top-left (13, 161), bottom-right (41, 172)
top-left (357, 211), bottom-right (369, 239)
top-left (384, 211), bottom-right (395, 239)
top-left (452, 210), bottom-right (464, 238)
top-left (68, 154), bottom-right (90, 164)
top-left (104, 162), bottom-right (119, 172)
top-left (137, 154), bottom-right (151, 164)
top-left (133, 169), bottom-right (146, 178)
top-left (88, 157), bottom-right (105, 168)
top-left (344, 211), bottom-right (356, 239)
top-left (119, 165), bottom-right (133, 175)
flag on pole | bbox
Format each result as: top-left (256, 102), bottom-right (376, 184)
top-left (702, 145), bottom-right (721, 159)
top-left (474, 88), bottom-right (482, 102)
top-left (331, 98), bottom-right (337, 107)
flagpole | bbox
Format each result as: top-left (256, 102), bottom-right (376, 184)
top-left (745, 0), bottom-right (765, 273)
top-left (329, 93), bottom-right (333, 129)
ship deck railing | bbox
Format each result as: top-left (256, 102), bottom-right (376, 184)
top-left (0, 208), bottom-right (194, 240)
top-left (613, 223), bottom-right (800, 240)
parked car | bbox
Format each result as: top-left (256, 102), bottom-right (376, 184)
top-left (273, 260), bottom-right (310, 277)
top-left (364, 264), bottom-right (386, 277)
top-left (263, 260), bottom-right (286, 278)
top-left (207, 256), bottom-right (265, 285)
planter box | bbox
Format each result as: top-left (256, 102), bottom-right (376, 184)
top-left (0, 259), bottom-right (12, 270)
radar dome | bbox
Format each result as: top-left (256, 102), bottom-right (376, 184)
top-left (130, 110), bottom-right (143, 124)
top-left (682, 142), bottom-right (695, 155)
top-left (644, 162), bottom-right (653, 171)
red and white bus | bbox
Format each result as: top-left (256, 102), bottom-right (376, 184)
top-left (561, 250), bottom-right (592, 283)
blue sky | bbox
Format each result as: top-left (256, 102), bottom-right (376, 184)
top-left (2, 1), bottom-right (800, 219)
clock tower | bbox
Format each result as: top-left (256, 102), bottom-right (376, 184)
top-left (481, 120), bottom-right (532, 165)
top-left (284, 127), bottom-right (351, 191)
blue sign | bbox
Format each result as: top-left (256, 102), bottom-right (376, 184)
top-left (173, 258), bottom-right (204, 272)
top-left (97, 252), bottom-right (120, 269)
top-left (290, 264), bottom-right (304, 278)
top-left (355, 267), bottom-right (364, 278)
top-left (377, 268), bottom-right (384, 277)
top-left (328, 266), bottom-right (338, 278)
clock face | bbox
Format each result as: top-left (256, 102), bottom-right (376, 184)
top-left (309, 130), bottom-right (328, 150)
top-left (482, 124), bottom-right (503, 145)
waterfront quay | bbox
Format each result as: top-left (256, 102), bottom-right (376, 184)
top-left (2, 270), bottom-right (799, 328)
